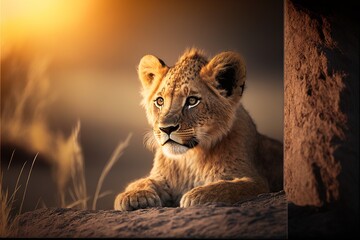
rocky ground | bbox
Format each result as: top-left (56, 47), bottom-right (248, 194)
top-left (15, 191), bottom-right (286, 238)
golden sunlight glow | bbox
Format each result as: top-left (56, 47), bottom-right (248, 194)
top-left (1, 0), bottom-right (94, 46)
top-left (1, 0), bottom-right (62, 20)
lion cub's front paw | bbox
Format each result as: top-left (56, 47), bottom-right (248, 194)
top-left (180, 187), bottom-right (218, 207)
top-left (114, 190), bottom-right (162, 211)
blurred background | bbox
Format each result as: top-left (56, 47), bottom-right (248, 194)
top-left (0, 0), bottom-right (283, 212)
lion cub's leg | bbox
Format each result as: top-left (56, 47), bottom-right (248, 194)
top-left (114, 178), bottom-right (163, 211)
top-left (180, 177), bottom-right (268, 207)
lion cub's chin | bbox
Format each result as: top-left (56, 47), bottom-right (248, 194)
top-left (162, 141), bottom-right (189, 159)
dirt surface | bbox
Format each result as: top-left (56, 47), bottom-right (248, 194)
top-left (15, 191), bottom-right (286, 238)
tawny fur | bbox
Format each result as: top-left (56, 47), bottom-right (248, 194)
top-left (114, 48), bottom-right (283, 211)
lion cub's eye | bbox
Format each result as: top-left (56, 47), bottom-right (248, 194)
top-left (154, 97), bottom-right (164, 108)
top-left (186, 96), bottom-right (200, 109)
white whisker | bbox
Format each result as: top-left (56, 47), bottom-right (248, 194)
top-left (143, 130), bottom-right (158, 152)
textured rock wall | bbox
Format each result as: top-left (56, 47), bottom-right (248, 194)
top-left (284, 0), bottom-right (359, 234)
top-left (284, 0), bottom-right (358, 208)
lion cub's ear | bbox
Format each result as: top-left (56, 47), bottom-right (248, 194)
top-left (200, 52), bottom-right (246, 98)
top-left (138, 55), bottom-right (168, 89)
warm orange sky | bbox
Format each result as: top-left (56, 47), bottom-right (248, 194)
top-left (1, 0), bottom-right (283, 210)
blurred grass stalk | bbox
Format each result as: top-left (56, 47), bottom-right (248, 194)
top-left (92, 133), bottom-right (132, 210)
top-left (63, 121), bottom-right (132, 210)
top-left (0, 153), bottom-right (37, 237)
top-left (0, 128), bottom-right (132, 237)
top-left (1, 49), bottom-right (132, 236)
top-left (64, 121), bottom-right (87, 209)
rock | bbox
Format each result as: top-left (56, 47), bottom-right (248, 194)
top-left (284, 0), bottom-right (359, 209)
top-left (15, 191), bottom-right (286, 238)
top-left (284, 0), bottom-right (359, 237)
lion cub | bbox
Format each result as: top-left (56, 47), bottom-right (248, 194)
top-left (114, 48), bottom-right (283, 211)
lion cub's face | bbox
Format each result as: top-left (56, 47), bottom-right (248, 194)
top-left (138, 49), bottom-right (246, 159)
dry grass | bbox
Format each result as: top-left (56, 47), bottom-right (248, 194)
top-left (0, 131), bottom-right (131, 237)
top-left (61, 122), bottom-right (132, 210)
top-left (1, 48), bottom-right (132, 236)
top-left (0, 152), bottom-right (37, 237)
top-left (0, 54), bottom-right (87, 204)
top-left (0, 169), bottom-right (12, 237)
top-left (92, 133), bottom-right (132, 210)
top-left (64, 121), bottom-right (88, 209)
top-left (19, 154), bottom-right (38, 214)
top-left (1, 55), bottom-right (89, 209)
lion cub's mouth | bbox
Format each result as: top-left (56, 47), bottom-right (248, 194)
top-left (161, 138), bottom-right (198, 157)
top-left (163, 138), bottom-right (198, 149)
top-left (160, 137), bottom-right (199, 157)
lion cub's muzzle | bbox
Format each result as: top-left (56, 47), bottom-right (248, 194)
top-left (156, 124), bottom-right (198, 149)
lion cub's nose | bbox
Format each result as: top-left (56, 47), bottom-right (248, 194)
top-left (159, 124), bottom-right (179, 135)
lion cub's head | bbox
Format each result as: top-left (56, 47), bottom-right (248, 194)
top-left (138, 48), bottom-right (246, 158)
